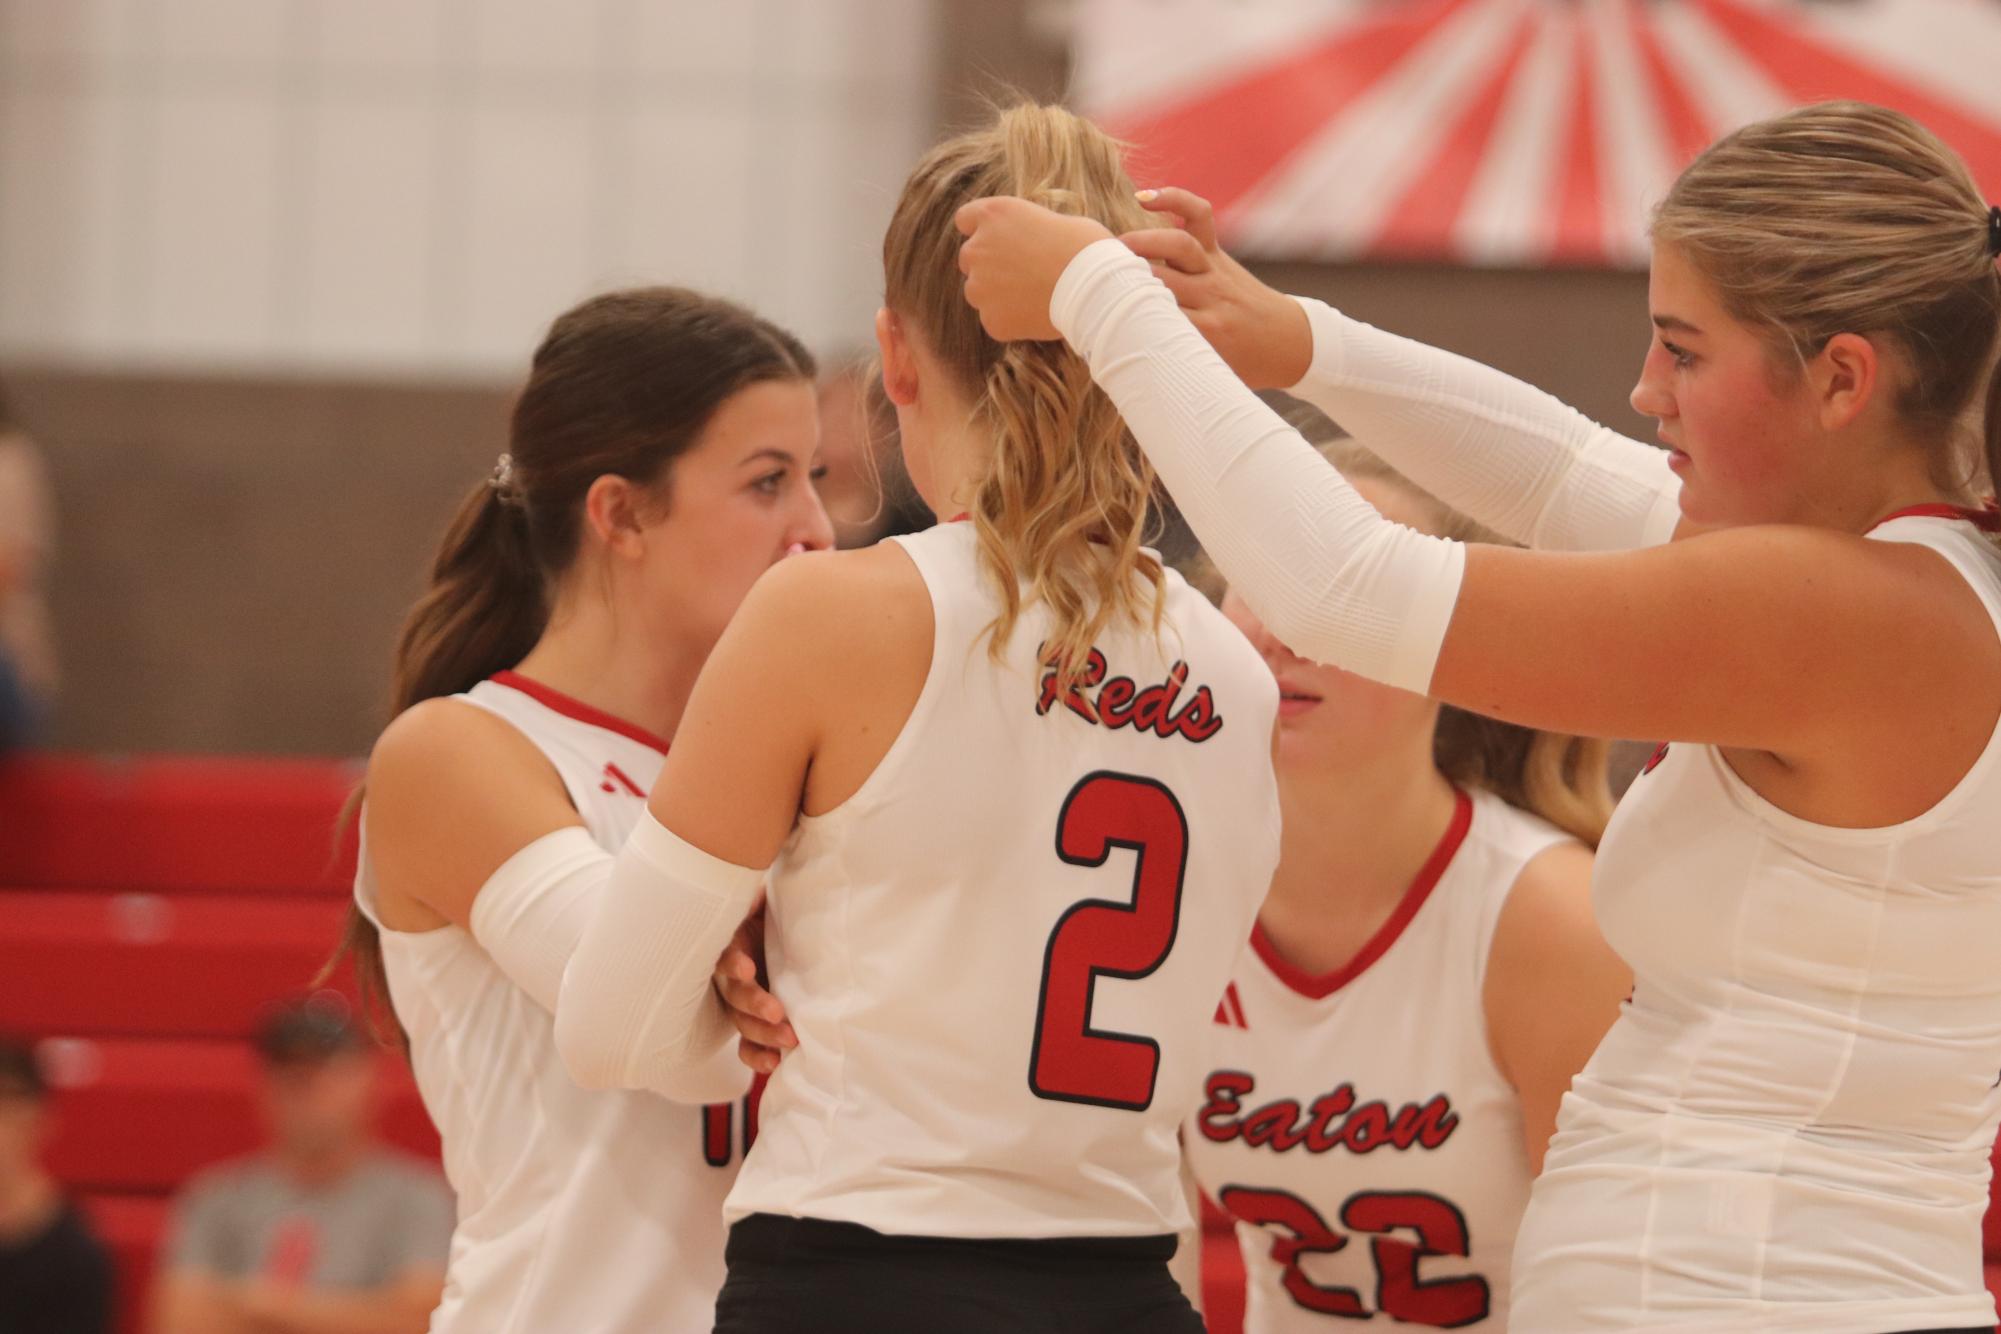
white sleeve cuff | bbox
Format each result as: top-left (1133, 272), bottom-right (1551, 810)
top-left (554, 812), bottom-right (765, 1104)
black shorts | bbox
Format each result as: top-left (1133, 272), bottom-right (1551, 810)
top-left (713, 1212), bottom-right (1204, 1334)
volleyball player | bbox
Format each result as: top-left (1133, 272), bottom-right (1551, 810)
top-left (1187, 440), bottom-right (1628, 1331)
top-left (347, 288), bottom-right (832, 1331)
top-left (959, 99), bottom-right (2001, 1334)
top-left (553, 104), bottom-right (1281, 1333)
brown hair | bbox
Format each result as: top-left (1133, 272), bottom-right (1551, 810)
top-left (882, 102), bottom-right (1163, 683)
top-left (1653, 101), bottom-right (2001, 510)
top-left (330, 287), bottom-right (814, 1035)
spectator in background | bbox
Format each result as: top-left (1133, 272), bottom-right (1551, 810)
top-left (150, 1000), bottom-right (450, 1334)
top-left (0, 385), bottom-right (56, 751)
top-left (813, 356), bottom-right (928, 548)
top-left (0, 1036), bottom-right (111, 1334)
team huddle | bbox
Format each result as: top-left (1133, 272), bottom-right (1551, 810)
top-left (346, 98), bottom-right (2001, 1333)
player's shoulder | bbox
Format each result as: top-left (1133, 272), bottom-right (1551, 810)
top-left (731, 545), bottom-right (933, 677)
top-left (360, 688), bottom-right (560, 836)
top-left (369, 694), bottom-right (543, 796)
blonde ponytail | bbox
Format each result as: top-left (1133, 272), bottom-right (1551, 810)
top-left (884, 102), bottom-right (1163, 684)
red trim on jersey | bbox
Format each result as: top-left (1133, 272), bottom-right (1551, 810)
top-left (1250, 788), bottom-right (1473, 1001)
top-left (1870, 501), bottom-right (2001, 533)
top-left (489, 671), bottom-right (672, 755)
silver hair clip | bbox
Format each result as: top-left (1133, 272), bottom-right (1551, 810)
top-left (488, 452), bottom-right (519, 504)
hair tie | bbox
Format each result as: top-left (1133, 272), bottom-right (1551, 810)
top-left (1989, 205), bottom-right (2001, 258)
top-left (488, 452), bottom-right (520, 505)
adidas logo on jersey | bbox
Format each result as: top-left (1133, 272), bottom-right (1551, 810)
top-left (599, 762), bottom-right (645, 797)
top-left (1036, 646), bottom-right (1224, 743)
top-left (1197, 1071), bottom-right (1459, 1156)
top-left (1213, 982), bottom-right (1249, 1029)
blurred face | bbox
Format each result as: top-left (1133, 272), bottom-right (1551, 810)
top-left (1630, 244), bottom-right (1819, 527)
top-left (0, 1089), bottom-right (48, 1184)
top-left (813, 372), bottom-right (890, 546)
top-left (259, 1053), bottom-right (376, 1160)
top-left (630, 377), bottom-right (834, 653)
top-left (1220, 474), bottom-right (1441, 775)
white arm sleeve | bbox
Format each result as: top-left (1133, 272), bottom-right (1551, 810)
top-left (554, 811), bottom-right (764, 1104)
top-left (467, 826), bottom-right (612, 1015)
top-left (471, 826), bottom-right (753, 1104)
top-left (1051, 239), bottom-right (1464, 692)
top-left (1288, 297), bottom-right (1682, 552)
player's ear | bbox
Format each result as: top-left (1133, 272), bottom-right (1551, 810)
top-left (584, 474), bottom-right (648, 558)
top-left (876, 308), bottom-right (919, 408)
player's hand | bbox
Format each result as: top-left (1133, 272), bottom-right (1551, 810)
top-left (712, 901), bottom-right (795, 1074)
top-left (955, 197), bottom-right (1114, 342)
top-left (1121, 186), bottom-right (1313, 391)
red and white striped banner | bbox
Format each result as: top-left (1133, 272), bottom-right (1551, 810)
top-left (1072, 0), bottom-right (2001, 266)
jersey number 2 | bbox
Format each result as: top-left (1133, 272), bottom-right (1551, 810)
top-left (1028, 771), bottom-right (1188, 1112)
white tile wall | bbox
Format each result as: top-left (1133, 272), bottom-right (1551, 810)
top-left (468, 0), bottom-right (601, 80)
top-left (0, 0), bottom-right (942, 375)
top-left (613, 103), bottom-right (761, 301)
top-left (151, 0), bottom-right (292, 71)
top-left (299, 96), bottom-right (440, 364)
top-left (626, 2), bottom-right (761, 84)
top-left (146, 89), bottom-right (288, 358)
top-left (0, 0), bottom-right (136, 69)
top-left (457, 99), bottom-right (600, 368)
top-left (309, 0), bottom-right (448, 77)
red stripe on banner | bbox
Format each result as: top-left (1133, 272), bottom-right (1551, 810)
top-left (1628, 0), bottom-right (1719, 170)
top-left (1696, 0), bottom-right (2001, 199)
top-left (1549, 10), bottom-right (1607, 264)
top-left (1104, 0), bottom-right (1472, 225)
top-left (1367, 8), bottom-right (1538, 261)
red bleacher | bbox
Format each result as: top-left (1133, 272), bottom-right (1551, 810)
top-left (0, 754), bottom-right (436, 1334)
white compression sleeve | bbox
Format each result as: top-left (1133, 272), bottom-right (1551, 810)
top-left (1288, 297), bottom-right (1682, 552)
top-left (472, 826), bottom-right (754, 1104)
top-left (467, 826), bottom-right (613, 1015)
top-left (1052, 239), bottom-right (1464, 692)
top-left (554, 811), bottom-right (764, 1104)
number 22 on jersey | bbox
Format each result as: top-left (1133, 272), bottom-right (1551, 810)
top-left (1028, 771), bottom-right (1189, 1111)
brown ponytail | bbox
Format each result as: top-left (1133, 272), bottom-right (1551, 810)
top-left (1985, 298), bottom-right (2001, 505)
top-left (329, 287), bottom-right (815, 1037)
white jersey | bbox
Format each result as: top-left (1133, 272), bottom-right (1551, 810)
top-left (355, 673), bottom-right (754, 1334)
top-left (725, 520), bottom-right (1282, 1237)
top-left (1512, 512), bottom-right (2001, 1334)
top-left (1186, 787), bottom-right (1569, 1332)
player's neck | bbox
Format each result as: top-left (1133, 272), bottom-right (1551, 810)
top-left (510, 603), bottom-right (705, 747)
top-left (915, 414), bottom-right (997, 522)
top-left (1257, 750), bottom-right (1459, 977)
top-left (273, 1137), bottom-right (367, 1191)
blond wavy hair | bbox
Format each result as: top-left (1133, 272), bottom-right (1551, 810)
top-left (883, 102), bottom-right (1163, 684)
top-left (1654, 101), bottom-right (2001, 508)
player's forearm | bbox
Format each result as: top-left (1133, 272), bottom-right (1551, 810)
top-left (1052, 238), bottom-right (1462, 692)
top-left (554, 811), bottom-right (760, 1103)
top-left (1286, 297), bottom-right (1681, 552)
